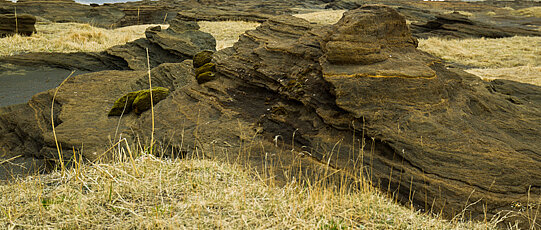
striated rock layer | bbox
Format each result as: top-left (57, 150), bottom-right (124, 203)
top-left (0, 5), bottom-right (539, 228)
top-left (0, 14), bottom-right (36, 37)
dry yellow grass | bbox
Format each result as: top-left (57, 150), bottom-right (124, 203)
top-left (293, 10), bottom-right (346, 25)
top-left (418, 36), bottom-right (541, 68)
top-left (514, 7), bottom-right (541, 18)
top-left (0, 23), bottom-right (167, 56)
top-left (0, 21), bottom-right (259, 55)
top-left (0, 151), bottom-right (506, 229)
top-left (0, 13), bottom-right (535, 229)
top-left (466, 65), bottom-right (541, 86)
top-left (418, 36), bottom-right (540, 86)
top-left (443, 11), bottom-right (474, 17)
top-left (198, 20), bottom-right (260, 50)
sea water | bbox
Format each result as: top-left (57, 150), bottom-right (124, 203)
top-left (0, 64), bottom-right (88, 107)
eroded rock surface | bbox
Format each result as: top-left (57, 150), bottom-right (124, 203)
top-left (1, 17), bottom-right (216, 72)
top-left (410, 11), bottom-right (541, 39)
top-left (0, 14), bottom-right (36, 37)
top-left (0, 5), bottom-right (539, 228)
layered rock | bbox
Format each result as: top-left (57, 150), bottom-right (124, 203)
top-left (0, 5), bottom-right (539, 228)
top-left (1, 17), bottom-right (216, 72)
top-left (205, 5), bottom-right (541, 226)
top-left (0, 14), bottom-right (36, 37)
top-left (411, 11), bottom-right (541, 39)
top-left (326, 0), bottom-right (541, 39)
top-left (1, 0), bottom-right (321, 28)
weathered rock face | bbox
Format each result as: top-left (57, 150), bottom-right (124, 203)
top-left (410, 11), bottom-right (541, 39)
top-left (0, 5), bottom-right (540, 228)
top-left (0, 0), bottom-right (322, 28)
top-left (175, 8), bottom-right (275, 23)
top-left (5, 1), bottom-right (125, 28)
top-left (326, 0), bottom-right (541, 39)
top-left (0, 62), bottom-right (194, 172)
top-left (200, 5), bottom-right (540, 226)
top-left (0, 14), bottom-right (36, 37)
top-left (0, 17), bottom-right (216, 72)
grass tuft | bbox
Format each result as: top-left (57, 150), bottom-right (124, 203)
top-left (466, 65), bottom-right (541, 86)
top-left (0, 150), bottom-right (505, 229)
top-left (198, 21), bottom-right (260, 50)
top-left (418, 36), bottom-right (541, 69)
top-left (293, 10), bottom-right (346, 25)
top-left (0, 23), bottom-right (168, 56)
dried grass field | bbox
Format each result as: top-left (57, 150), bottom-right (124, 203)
top-left (1, 150), bottom-right (505, 229)
top-left (0, 10), bottom-right (539, 229)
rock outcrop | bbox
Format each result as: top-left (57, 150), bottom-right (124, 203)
top-left (0, 17), bottom-right (216, 72)
top-left (0, 5), bottom-right (539, 228)
top-left (143, 5), bottom-right (541, 227)
top-left (325, 0), bottom-right (541, 39)
top-left (0, 0), bottom-right (320, 28)
top-left (0, 14), bottom-right (36, 37)
top-left (410, 11), bottom-right (541, 39)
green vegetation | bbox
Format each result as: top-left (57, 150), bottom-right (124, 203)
top-left (108, 87), bottom-right (169, 116)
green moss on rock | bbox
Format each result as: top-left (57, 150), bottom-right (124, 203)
top-left (196, 71), bottom-right (216, 84)
top-left (195, 62), bottom-right (216, 76)
top-left (193, 50), bottom-right (214, 68)
top-left (108, 87), bottom-right (170, 116)
top-left (108, 91), bottom-right (139, 116)
top-left (132, 87), bottom-right (170, 115)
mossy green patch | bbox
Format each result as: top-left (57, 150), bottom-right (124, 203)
top-left (108, 91), bottom-right (139, 116)
top-left (196, 72), bottom-right (215, 84)
top-left (195, 62), bottom-right (216, 76)
top-left (132, 87), bottom-right (170, 115)
top-left (108, 87), bottom-right (170, 116)
top-left (193, 50), bottom-right (214, 68)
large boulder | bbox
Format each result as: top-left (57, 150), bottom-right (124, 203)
top-left (0, 5), bottom-right (539, 228)
top-left (210, 5), bottom-right (540, 227)
top-left (0, 14), bottom-right (36, 37)
top-left (0, 61), bottom-right (194, 169)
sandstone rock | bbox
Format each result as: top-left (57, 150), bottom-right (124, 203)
top-left (175, 8), bottom-right (274, 23)
top-left (1, 16), bottom-right (216, 72)
top-left (410, 11), bottom-right (541, 38)
top-left (10, 0), bottom-right (125, 28)
top-left (212, 5), bottom-right (541, 227)
top-left (144, 20), bottom-right (216, 58)
top-left (0, 5), bottom-right (540, 229)
top-left (3, 0), bottom-right (314, 28)
top-left (0, 61), bottom-right (193, 167)
top-left (0, 14), bottom-right (36, 37)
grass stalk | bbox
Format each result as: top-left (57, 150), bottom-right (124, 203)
top-left (51, 70), bottom-right (75, 176)
top-left (146, 48), bottom-right (155, 156)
